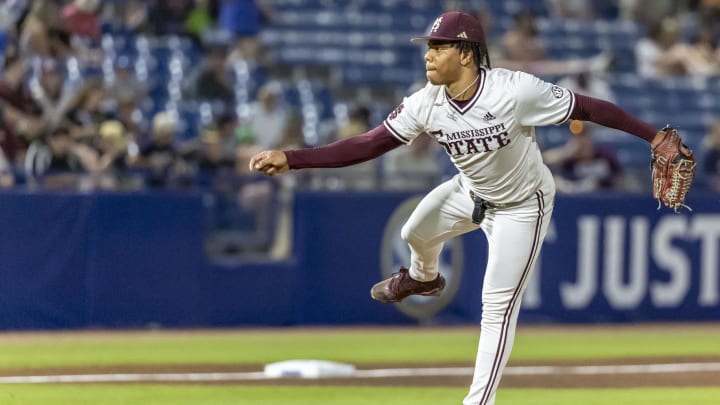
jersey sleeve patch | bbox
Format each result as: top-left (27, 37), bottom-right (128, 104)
top-left (514, 72), bottom-right (575, 127)
top-left (382, 85), bottom-right (431, 144)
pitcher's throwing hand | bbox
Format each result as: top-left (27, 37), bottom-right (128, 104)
top-left (249, 150), bottom-right (289, 176)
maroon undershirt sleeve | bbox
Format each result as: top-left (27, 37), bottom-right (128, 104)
top-left (285, 124), bottom-right (404, 169)
top-left (569, 93), bottom-right (657, 143)
top-left (284, 94), bottom-right (656, 169)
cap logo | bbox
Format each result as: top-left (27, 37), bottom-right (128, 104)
top-left (430, 17), bottom-right (443, 33)
top-left (457, 31), bottom-right (468, 39)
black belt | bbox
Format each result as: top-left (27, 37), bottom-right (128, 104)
top-left (468, 191), bottom-right (527, 225)
top-left (469, 191), bottom-right (491, 225)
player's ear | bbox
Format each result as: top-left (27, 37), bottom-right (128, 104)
top-left (460, 49), bottom-right (474, 66)
top-left (460, 50), bottom-right (473, 67)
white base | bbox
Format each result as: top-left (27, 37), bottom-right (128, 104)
top-left (263, 360), bottom-right (357, 378)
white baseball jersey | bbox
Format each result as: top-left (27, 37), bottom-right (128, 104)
top-left (383, 68), bottom-right (576, 203)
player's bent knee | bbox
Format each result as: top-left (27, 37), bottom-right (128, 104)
top-left (400, 225), bottom-right (430, 248)
top-left (400, 223), bottom-right (417, 244)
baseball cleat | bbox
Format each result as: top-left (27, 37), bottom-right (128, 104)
top-left (370, 267), bottom-right (446, 303)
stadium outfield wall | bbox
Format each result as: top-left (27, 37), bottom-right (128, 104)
top-left (0, 190), bottom-right (718, 330)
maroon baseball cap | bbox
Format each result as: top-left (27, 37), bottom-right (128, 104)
top-left (411, 11), bottom-right (486, 44)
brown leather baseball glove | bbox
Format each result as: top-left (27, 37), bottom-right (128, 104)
top-left (651, 126), bottom-right (696, 212)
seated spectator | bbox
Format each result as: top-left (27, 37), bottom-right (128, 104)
top-left (0, 58), bottom-right (47, 141)
top-left (61, 0), bottom-right (101, 38)
top-left (185, 126), bottom-right (235, 188)
top-left (38, 0), bottom-right (104, 68)
top-left (337, 105), bottom-right (371, 140)
top-left (684, 25), bottom-right (720, 76)
top-left (180, 112), bottom-right (239, 161)
top-left (548, 0), bottom-right (602, 20)
top-left (0, 107), bottom-right (25, 168)
top-left (18, 0), bottom-right (74, 58)
top-left (104, 0), bottom-right (149, 34)
top-left (217, 113), bottom-right (239, 161)
top-left (90, 119), bottom-right (135, 190)
top-left (219, 0), bottom-right (275, 65)
top-left (497, 10), bottom-right (612, 76)
top-left (66, 77), bottom-right (111, 142)
top-left (184, 0), bottom-right (217, 42)
top-left (195, 129), bottom-right (235, 172)
top-left (107, 55), bottom-right (148, 109)
top-left (183, 43), bottom-right (235, 106)
top-left (635, 18), bottom-right (719, 78)
top-left (275, 111), bottom-right (307, 151)
top-left (543, 121), bottom-right (623, 193)
top-left (246, 81), bottom-right (288, 150)
top-left (54, 119), bottom-right (138, 191)
top-left (28, 58), bottom-right (83, 128)
top-left (701, 118), bottom-right (720, 191)
top-left (24, 125), bottom-right (96, 188)
top-left (618, 0), bottom-right (677, 25)
top-left (634, 18), bottom-right (674, 78)
top-left (131, 111), bottom-right (187, 188)
top-left (148, 0), bottom-right (194, 37)
top-left (502, 10), bottom-right (546, 63)
top-left (115, 95), bottom-right (145, 142)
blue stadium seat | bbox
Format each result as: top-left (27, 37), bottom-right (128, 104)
top-left (709, 76), bottom-right (720, 91)
top-left (613, 140), bottom-right (652, 168)
top-left (502, 0), bottom-right (548, 17)
top-left (178, 108), bottom-right (202, 141)
top-left (313, 87), bottom-right (335, 120)
top-left (536, 126), bottom-right (570, 149)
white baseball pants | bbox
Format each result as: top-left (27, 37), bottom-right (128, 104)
top-left (401, 173), bottom-right (555, 405)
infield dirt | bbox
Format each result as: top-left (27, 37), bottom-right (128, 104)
top-left (2, 357), bottom-right (720, 388)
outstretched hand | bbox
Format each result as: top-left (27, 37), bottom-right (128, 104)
top-left (248, 150), bottom-right (290, 176)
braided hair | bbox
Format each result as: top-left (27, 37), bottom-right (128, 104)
top-left (453, 40), bottom-right (491, 70)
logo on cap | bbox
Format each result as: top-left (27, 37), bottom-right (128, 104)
top-left (457, 31), bottom-right (468, 39)
top-left (431, 17), bottom-right (443, 33)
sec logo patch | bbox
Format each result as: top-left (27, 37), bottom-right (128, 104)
top-left (551, 86), bottom-right (564, 98)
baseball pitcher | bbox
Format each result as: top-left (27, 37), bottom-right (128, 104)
top-left (249, 11), bottom-right (695, 405)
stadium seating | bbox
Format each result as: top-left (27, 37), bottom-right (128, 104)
top-left (91, 1), bottom-right (715, 175)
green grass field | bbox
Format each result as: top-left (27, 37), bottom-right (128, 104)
top-left (1, 325), bottom-right (719, 404)
top-left (3, 326), bottom-right (720, 368)
top-left (4, 386), bottom-right (720, 405)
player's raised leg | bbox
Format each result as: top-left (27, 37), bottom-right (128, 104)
top-left (371, 175), bottom-right (477, 303)
top-left (463, 189), bottom-right (554, 405)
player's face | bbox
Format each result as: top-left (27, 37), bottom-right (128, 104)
top-left (424, 41), bottom-right (463, 86)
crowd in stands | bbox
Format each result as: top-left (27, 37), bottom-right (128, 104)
top-left (0, 0), bottom-right (719, 255)
top-left (0, 0), bottom-right (276, 192)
